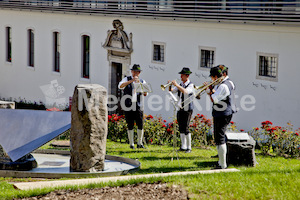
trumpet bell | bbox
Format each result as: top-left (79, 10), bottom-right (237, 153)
top-left (160, 82), bottom-right (172, 91)
top-left (160, 85), bottom-right (167, 91)
top-left (160, 79), bottom-right (180, 91)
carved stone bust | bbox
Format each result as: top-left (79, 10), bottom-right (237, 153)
top-left (103, 19), bottom-right (132, 53)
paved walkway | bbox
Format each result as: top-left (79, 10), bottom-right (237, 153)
top-left (14, 168), bottom-right (239, 190)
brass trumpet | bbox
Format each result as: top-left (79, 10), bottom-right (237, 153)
top-left (196, 76), bottom-right (225, 98)
top-left (182, 76), bottom-right (225, 103)
top-left (160, 79), bottom-right (180, 91)
top-left (160, 82), bottom-right (173, 91)
top-left (194, 76), bottom-right (225, 93)
top-left (194, 84), bottom-right (206, 90)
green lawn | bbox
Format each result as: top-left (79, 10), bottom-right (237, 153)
top-left (1, 140), bottom-right (300, 200)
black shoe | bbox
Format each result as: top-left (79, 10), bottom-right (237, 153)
top-left (211, 154), bottom-right (218, 158)
top-left (178, 148), bottom-right (187, 151)
top-left (137, 144), bottom-right (146, 149)
top-left (185, 149), bottom-right (191, 153)
top-left (130, 145), bottom-right (135, 149)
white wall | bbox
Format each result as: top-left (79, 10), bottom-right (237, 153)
top-left (1, 10), bottom-right (300, 131)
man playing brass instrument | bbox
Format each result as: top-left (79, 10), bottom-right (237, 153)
top-left (169, 67), bottom-right (194, 153)
top-left (219, 65), bottom-right (235, 91)
top-left (206, 65), bottom-right (236, 169)
top-left (118, 64), bottom-right (147, 149)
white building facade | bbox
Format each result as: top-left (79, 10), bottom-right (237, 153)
top-left (0, 1), bottom-right (300, 131)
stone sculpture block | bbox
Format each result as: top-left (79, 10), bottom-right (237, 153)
top-left (70, 84), bottom-right (108, 172)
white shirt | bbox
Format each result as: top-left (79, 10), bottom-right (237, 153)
top-left (118, 76), bottom-right (147, 102)
top-left (211, 76), bottom-right (230, 104)
top-left (118, 76), bottom-right (147, 90)
top-left (171, 79), bottom-right (194, 95)
top-left (171, 79), bottom-right (194, 109)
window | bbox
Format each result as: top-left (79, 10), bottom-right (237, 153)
top-left (28, 29), bottom-right (34, 67)
top-left (53, 32), bottom-right (60, 72)
top-left (152, 42), bottom-right (165, 64)
top-left (6, 27), bottom-right (12, 62)
top-left (256, 52), bottom-right (278, 82)
top-left (199, 46), bottom-right (215, 69)
top-left (82, 35), bottom-right (90, 79)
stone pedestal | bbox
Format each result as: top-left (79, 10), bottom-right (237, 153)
top-left (70, 84), bottom-right (108, 172)
top-left (227, 136), bottom-right (257, 167)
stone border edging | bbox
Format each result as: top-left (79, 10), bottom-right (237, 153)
top-left (14, 168), bottom-right (240, 190)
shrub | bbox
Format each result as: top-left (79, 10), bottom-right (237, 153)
top-left (107, 113), bottom-right (213, 147)
top-left (189, 114), bottom-right (212, 146)
top-left (107, 114), bottom-right (127, 142)
top-left (249, 121), bottom-right (300, 157)
top-left (0, 97), bottom-right (70, 111)
top-left (56, 129), bottom-right (71, 140)
top-left (227, 121), bottom-right (239, 132)
top-left (143, 115), bottom-right (171, 145)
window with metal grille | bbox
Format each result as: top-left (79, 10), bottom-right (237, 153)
top-left (28, 29), bottom-right (34, 67)
top-left (259, 56), bottom-right (277, 77)
top-left (82, 35), bottom-right (90, 79)
top-left (152, 42), bottom-right (165, 63)
top-left (6, 27), bottom-right (12, 63)
top-left (53, 32), bottom-right (60, 72)
top-left (199, 48), bottom-right (215, 69)
top-left (257, 52), bottom-right (278, 81)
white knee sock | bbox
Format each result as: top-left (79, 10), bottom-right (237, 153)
top-left (218, 143), bottom-right (227, 169)
top-left (128, 130), bottom-right (134, 146)
top-left (137, 129), bottom-right (144, 145)
top-left (180, 133), bottom-right (187, 149)
top-left (186, 133), bottom-right (192, 150)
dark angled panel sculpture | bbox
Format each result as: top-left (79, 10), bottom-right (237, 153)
top-left (0, 109), bottom-right (71, 161)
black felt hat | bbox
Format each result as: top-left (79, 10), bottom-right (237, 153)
top-left (209, 66), bottom-right (222, 77)
top-left (130, 64), bottom-right (142, 71)
top-left (178, 67), bottom-right (192, 75)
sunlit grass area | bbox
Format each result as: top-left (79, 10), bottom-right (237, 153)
top-left (106, 140), bottom-right (219, 174)
top-left (0, 140), bottom-right (299, 199)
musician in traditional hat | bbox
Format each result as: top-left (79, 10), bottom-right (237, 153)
top-left (219, 65), bottom-right (235, 90)
top-left (118, 64), bottom-right (147, 149)
top-left (206, 66), bottom-right (236, 169)
top-left (169, 67), bottom-right (195, 153)
top-left (210, 65), bottom-right (235, 159)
